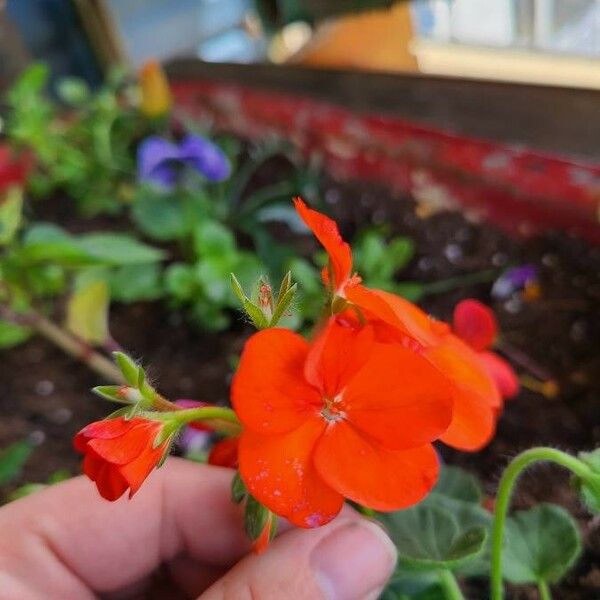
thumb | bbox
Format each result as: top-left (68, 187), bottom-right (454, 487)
top-left (199, 515), bottom-right (397, 600)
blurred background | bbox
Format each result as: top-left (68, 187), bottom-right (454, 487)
top-left (1, 0), bottom-right (598, 89)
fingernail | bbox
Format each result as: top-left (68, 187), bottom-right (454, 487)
top-left (310, 519), bottom-right (397, 600)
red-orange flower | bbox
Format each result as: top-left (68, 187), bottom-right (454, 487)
top-left (294, 198), bottom-right (503, 451)
top-left (74, 417), bottom-right (169, 501)
top-left (232, 317), bottom-right (453, 528)
top-left (208, 437), bottom-right (239, 468)
top-left (294, 197), bottom-right (358, 295)
top-left (452, 299), bottom-right (519, 400)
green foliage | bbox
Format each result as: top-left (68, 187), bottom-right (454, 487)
top-left (573, 449), bottom-right (600, 513)
top-left (66, 279), bottom-right (110, 345)
top-left (0, 439), bottom-right (34, 486)
top-left (502, 504), bottom-right (582, 585)
top-left (5, 64), bottom-right (145, 216)
top-left (380, 503), bottom-right (487, 571)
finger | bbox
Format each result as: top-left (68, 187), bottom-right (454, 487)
top-left (0, 458), bottom-right (249, 597)
top-left (200, 514), bottom-right (397, 600)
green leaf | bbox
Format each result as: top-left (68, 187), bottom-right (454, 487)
top-left (0, 319), bottom-right (32, 349)
top-left (113, 353), bottom-right (139, 387)
top-left (78, 233), bottom-right (165, 265)
top-left (56, 77), bottom-right (90, 105)
top-left (244, 495), bottom-right (271, 541)
top-left (7, 63), bottom-right (48, 104)
top-left (394, 282), bottom-right (425, 302)
top-left (165, 263), bottom-right (196, 301)
top-left (574, 449), bottom-right (600, 513)
top-left (66, 279), bottom-right (110, 345)
top-left (379, 504), bottom-right (487, 571)
top-left (193, 221), bottom-right (236, 258)
top-left (432, 465), bottom-right (482, 504)
top-left (387, 237), bottom-right (415, 272)
top-left (19, 224), bottom-right (98, 266)
top-left (7, 483), bottom-right (47, 501)
top-left (109, 264), bottom-right (164, 302)
top-left (0, 439), bottom-right (34, 486)
top-left (231, 471), bottom-right (248, 504)
top-left (0, 187), bottom-right (23, 245)
top-left (502, 503), bottom-right (582, 584)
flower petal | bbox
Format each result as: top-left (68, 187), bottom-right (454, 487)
top-left (304, 317), bottom-right (374, 399)
top-left (232, 328), bottom-right (321, 435)
top-left (178, 135), bottom-right (231, 182)
top-left (314, 422), bottom-right (439, 511)
top-left (238, 419), bottom-right (343, 528)
top-left (344, 343), bottom-right (453, 450)
top-left (346, 285), bottom-right (441, 346)
top-left (294, 197), bottom-right (353, 292)
top-left (120, 442), bottom-right (166, 498)
top-left (453, 299), bottom-right (498, 351)
top-left (478, 351), bottom-right (520, 399)
top-left (208, 437), bottom-right (239, 468)
top-left (137, 136), bottom-right (179, 187)
top-left (91, 460), bottom-right (129, 501)
top-left (88, 419), bottom-right (160, 465)
top-left (74, 417), bottom-right (136, 452)
top-left (427, 336), bottom-right (500, 451)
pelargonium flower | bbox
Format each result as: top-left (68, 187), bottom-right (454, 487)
top-left (137, 134), bottom-right (230, 189)
top-left (74, 416), bottom-right (171, 501)
top-left (295, 197), bottom-right (503, 451)
top-left (232, 317), bottom-right (453, 528)
top-left (453, 299), bottom-right (519, 400)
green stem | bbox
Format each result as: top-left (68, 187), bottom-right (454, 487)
top-left (149, 406), bottom-right (242, 436)
top-left (490, 448), bottom-right (593, 600)
top-left (421, 269), bottom-right (498, 296)
top-left (438, 569), bottom-right (465, 600)
top-left (538, 580), bottom-right (552, 600)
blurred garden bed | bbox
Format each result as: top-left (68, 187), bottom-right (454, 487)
top-left (0, 61), bottom-right (599, 598)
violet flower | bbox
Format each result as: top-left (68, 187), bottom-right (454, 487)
top-left (492, 265), bottom-right (538, 299)
top-left (137, 134), bottom-right (230, 189)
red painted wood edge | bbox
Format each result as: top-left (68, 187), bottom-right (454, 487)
top-left (171, 79), bottom-right (600, 244)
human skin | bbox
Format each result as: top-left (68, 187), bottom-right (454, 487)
top-left (0, 458), bottom-right (396, 599)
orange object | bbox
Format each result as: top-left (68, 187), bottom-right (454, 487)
top-left (74, 417), bottom-right (168, 501)
top-left (295, 4), bottom-right (417, 73)
top-left (208, 437), bottom-right (239, 469)
top-left (295, 198), bottom-right (503, 451)
top-left (233, 317), bottom-right (452, 528)
top-left (139, 60), bottom-right (172, 118)
top-left (452, 299), bottom-right (519, 400)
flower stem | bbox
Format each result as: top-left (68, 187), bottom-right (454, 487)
top-left (152, 406), bottom-right (242, 436)
top-left (490, 448), bottom-right (593, 600)
top-left (538, 580), bottom-right (552, 600)
top-left (421, 269), bottom-right (498, 296)
top-left (438, 569), bottom-right (465, 600)
top-left (0, 304), bottom-right (124, 383)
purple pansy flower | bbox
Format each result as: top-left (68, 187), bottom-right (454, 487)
top-left (137, 134), bottom-right (231, 189)
top-left (492, 265), bottom-right (538, 299)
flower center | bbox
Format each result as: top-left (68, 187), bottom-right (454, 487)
top-left (320, 393), bottom-right (346, 423)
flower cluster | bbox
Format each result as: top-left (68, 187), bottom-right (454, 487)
top-left (74, 198), bottom-right (518, 545)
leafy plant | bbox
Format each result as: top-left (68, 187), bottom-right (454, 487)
top-left (5, 64), bottom-right (146, 216)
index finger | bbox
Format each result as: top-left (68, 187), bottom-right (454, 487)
top-left (0, 458), bottom-right (249, 595)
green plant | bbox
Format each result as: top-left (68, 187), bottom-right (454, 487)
top-left (5, 63), bottom-right (147, 216)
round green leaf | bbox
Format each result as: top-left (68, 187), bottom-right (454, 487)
top-left (503, 503), bottom-right (582, 584)
top-left (432, 465), bottom-right (482, 503)
top-left (379, 504), bottom-right (487, 571)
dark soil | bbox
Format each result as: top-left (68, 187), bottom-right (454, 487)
top-left (1, 173), bottom-right (599, 599)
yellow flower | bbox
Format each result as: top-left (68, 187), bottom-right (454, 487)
top-left (139, 60), bottom-right (172, 118)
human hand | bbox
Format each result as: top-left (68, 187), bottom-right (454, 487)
top-left (0, 458), bottom-right (396, 599)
